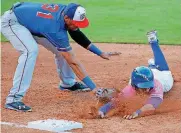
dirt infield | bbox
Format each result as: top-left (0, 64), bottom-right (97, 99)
top-left (1, 42), bottom-right (181, 133)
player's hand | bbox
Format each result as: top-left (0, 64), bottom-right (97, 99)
top-left (100, 52), bottom-right (121, 60)
top-left (123, 112), bottom-right (139, 120)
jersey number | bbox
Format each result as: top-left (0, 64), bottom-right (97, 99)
top-left (37, 4), bottom-right (59, 19)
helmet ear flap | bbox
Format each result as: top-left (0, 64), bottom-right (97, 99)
top-left (131, 68), bottom-right (138, 88)
top-left (133, 68), bottom-right (137, 73)
top-left (131, 82), bottom-right (138, 89)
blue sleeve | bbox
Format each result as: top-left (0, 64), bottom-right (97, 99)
top-left (146, 97), bottom-right (163, 108)
top-left (44, 31), bottom-right (72, 52)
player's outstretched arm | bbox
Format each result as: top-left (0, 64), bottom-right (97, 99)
top-left (123, 97), bottom-right (162, 120)
top-left (68, 29), bottom-right (91, 49)
top-left (97, 91), bottom-right (125, 118)
top-left (68, 29), bottom-right (121, 60)
top-left (87, 44), bottom-right (121, 60)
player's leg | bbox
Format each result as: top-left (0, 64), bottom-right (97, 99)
top-left (147, 30), bottom-right (169, 71)
top-left (1, 10), bottom-right (38, 111)
top-left (34, 36), bottom-right (89, 91)
top-left (147, 30), bottom-right (173, 92)
top-left (33, 36), bottom-right (76, 86)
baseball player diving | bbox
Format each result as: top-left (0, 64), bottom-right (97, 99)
top-left (96, 31), bottom-right (174, 119)
top-left (1, 2), bottom-right (119, 112)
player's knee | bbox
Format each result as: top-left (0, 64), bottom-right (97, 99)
top-left (30, 45), bottom-right (39, 53)
top-left (55, 53), bottom-right (61, 58)
top-left (28, 46), bottom-right (39, 57)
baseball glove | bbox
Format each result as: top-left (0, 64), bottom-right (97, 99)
top-left (96, 88), bottom-right (116, 99)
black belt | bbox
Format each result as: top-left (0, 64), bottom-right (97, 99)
top-left (10, 2), bottom-right (23, 11)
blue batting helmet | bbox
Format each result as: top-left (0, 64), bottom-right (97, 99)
top-left (131, 66), bottom-right (154, 89)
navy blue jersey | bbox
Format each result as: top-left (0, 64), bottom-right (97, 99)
top-left (14, 2), bottom-right (71, 51)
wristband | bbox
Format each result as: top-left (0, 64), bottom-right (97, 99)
top-left (88, 44), bottom-right (103, 56)
top-left (82, 76), bottom-right (96, 90)
top-left (99, 102), bottom-right (113, 114)
top-left (135, 109), bottom-right (142, 115)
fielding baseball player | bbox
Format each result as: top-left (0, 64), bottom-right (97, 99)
top-left (1, 2), bottom-right (119, 112)
top-left (96, 31), bottom-right (174, 119)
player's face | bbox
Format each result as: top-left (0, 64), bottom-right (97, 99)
top-left (136, 88), bottom-right (150, 95)
top-left (64, 16), bottom-right (78, 30)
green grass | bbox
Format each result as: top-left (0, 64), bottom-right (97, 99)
top-left (1, 0), bottom-right (181, 44)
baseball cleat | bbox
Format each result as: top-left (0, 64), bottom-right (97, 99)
top-left (148, 58), bottom-right (159, 69)
top-left (59, 82), bottom-right (91, 91)
top-left (5, 102), bottom-right (32, 112)
top-left (146, 30), bottom-right (157, 43)
top-left (148, 58), bottom-right (155, 66)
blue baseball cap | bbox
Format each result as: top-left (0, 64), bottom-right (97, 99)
top-left (64, 3), bottom-right (89, 28)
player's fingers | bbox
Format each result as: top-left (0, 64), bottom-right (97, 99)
top-left (124, 115), bottom-right (130, 119)
top-left (105, 57), bottom-right (110, 60)
top-left (108, 52), bottom-right (121, 56)
top-left (115, 52), bottom-right (121, 55)
top-left (102, 56), bottom-right (110, 60)
top-left (123, 115), bottom-right (127, 119)
top-left (128, 115), bottom-right (133, 120)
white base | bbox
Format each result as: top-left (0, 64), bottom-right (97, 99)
top-left (28, 119), bottom-right (83, 132)
top-left (1, 119), bottom-right (83, 132)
